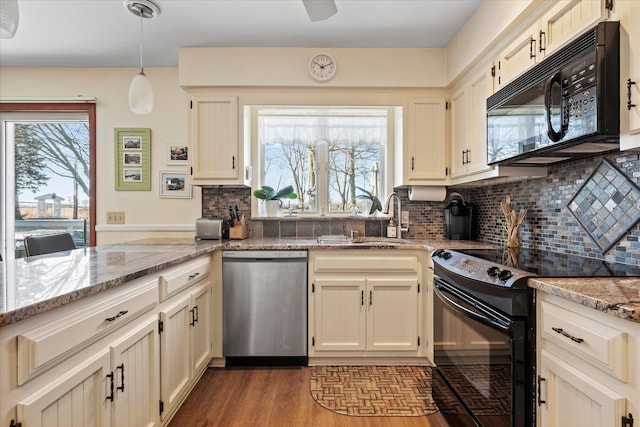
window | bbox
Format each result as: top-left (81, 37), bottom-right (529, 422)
top-left (1, 103), bottom-right (96, 260)
top-left (255, 107), bottom-right (393, 215)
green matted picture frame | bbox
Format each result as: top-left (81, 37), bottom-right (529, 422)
top-left (114, 128), bottom-right (151, 191)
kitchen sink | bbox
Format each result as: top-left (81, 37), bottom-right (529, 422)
top-left (350, 238), bottom-right (412, 246)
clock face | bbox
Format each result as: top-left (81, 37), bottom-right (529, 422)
top-left (309, 53), bottom-right (336, 81)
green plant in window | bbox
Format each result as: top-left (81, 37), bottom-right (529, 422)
top-left (253, 185), bottom-right (297, 201)
top-left (356, 186), bottom-right (382, 215)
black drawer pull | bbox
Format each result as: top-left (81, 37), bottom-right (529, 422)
top-left (552, 327), bottom-right (584, 343)
top-left (537, 375), bottom-right (546, 406)
top-left (106, 372), bottom-right (115, 401)
top-left (188, 272), bottom-right (200, 280)
top-left (116, 363), bottom-right (125, 393)
top-left (105, 310), bottom-right (128, 322)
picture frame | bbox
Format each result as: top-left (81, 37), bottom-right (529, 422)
top-left (159, 170), bottom-right (192, 199)
top-left (167, 144), bottom-right (188, 165)
top-left (114, 128), bottom-right (151, 191)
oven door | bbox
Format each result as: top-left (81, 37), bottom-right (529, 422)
top-left (433, 277), bottom-right (529, 427)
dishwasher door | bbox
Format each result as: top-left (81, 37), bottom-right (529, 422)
top-left (222, 250), bottom-right (307, 360)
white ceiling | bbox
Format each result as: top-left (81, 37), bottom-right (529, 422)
top-left (0, 0), bottom-right (483, 68)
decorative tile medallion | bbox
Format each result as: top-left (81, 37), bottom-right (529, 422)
top-left (567, 158), bottom-right (640, 253)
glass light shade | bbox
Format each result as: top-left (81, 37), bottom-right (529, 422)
top-left (128, 71), bottom-right (154, 115)
top-left (0, 0), bottom-right (19, 38)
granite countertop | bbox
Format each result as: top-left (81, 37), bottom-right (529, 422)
top-left (529, 278), bottom-right (640, 323)
top-left (0, 237), bottom-right (491, 327)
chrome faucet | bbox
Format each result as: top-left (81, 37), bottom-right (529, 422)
top-left (383, 192), bottom-right (409, 238)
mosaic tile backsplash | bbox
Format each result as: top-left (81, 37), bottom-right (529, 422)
top-left (200, 152), bottom-right (640, 266)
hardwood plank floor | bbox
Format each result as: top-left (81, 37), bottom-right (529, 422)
top-left (168, 367), bottom-right (452, 427)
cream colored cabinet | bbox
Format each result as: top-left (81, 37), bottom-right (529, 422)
top-left (399, 97), bottom-right (448, 184)
top-left (159, 280), bottom-right (211, 422)
top-left (16, 350), bottom-right (111, 427)
top-left (450, 65), bottom-right (495, 181)
top-left (188, 95), bottom-right (246, 185)
top-left (536, 293), bottom-right (639, 427)
top-left (496, 0), bottom-right (609, 89)
top-left (309, 250), bottom-right (424, 361)
top-left (617, 0), bottom-right (640, 149)
top-left (110, 316), bottom-right (160, 427)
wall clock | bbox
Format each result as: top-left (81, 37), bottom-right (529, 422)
top-left (308, 53), bottom-right (336, 82)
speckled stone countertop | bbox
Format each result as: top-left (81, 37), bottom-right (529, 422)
top-left (529, 278), bottom-right (640, 323)
top-left (0, 237), bottom-right (491, 327)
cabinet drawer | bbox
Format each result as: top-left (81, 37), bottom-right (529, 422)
top-left (159, 256), bottom-right (210, 302)
top-left (17, 280), bottom-right (157, 385)
top-left (313, 254), bottom-right (418, 274)
top-left (540, 300), bottom-right (628, 382)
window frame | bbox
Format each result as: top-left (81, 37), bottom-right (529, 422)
top-left (250, 105), bottom-right (396, 218)
top-left (0, 103), bottom-right (97, 255)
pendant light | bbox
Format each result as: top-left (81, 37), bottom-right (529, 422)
top-left (125, 0), bottom-right (160, 115)
top-left (0, 0), bottom-right (19, 38)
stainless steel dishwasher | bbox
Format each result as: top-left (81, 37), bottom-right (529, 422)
top-left (222, 250), bottom-right (307, 365)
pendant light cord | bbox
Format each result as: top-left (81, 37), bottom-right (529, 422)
top-left (138, 14), bottom-right (145, 74)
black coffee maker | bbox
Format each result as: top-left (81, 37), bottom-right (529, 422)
top-left (444, 192), bottom-right (475, 240)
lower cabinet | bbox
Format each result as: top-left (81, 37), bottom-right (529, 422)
top-left (536, 293), bottom-right (639, 427)
top-left (159, 280), bottom-right (211, 422)
top-left (309, 250), bottom-right (425, 361)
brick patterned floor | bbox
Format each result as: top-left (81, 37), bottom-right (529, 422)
top-left (310, 366), bottom-right (439, 417)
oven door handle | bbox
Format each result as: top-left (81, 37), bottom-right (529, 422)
top-left (434, 278), bottom-right (510, 332)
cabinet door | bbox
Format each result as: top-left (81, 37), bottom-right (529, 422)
top-left (312, 278), bottom-right (366, 351)
top-left (159, 293), bottom-right (192, 421)
top-left (366, 278), bottom-right (419, 352)
top-left (17, 349), bottom-right (111, 427)
top-left (189, 95), bottom-right (240, 182)
top-left (499, 22), bottom-right (540, 88)
top-left (405, 97), bottom-right (447, 182)
top-left (190, 282), bottom-right (212, 376)
top-left (449, 88), bottom-right (468, 179)
top-left (466, 69), bottom-right (493, 176)
top-left (110, 316), bottom-right (159, 427)
top-left (538, 350), bottom-right (626, 427)
top-left (539, 0), bottom-right (608, 57)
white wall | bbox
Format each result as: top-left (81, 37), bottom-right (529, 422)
top-left (0, 67), bottom-right (200, 244)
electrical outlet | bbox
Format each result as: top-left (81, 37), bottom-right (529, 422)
top-left (401, 210), bottom-right (410, 225)
top-left (106, 211), bottom-right (125, 224)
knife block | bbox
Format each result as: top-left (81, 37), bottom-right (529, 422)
top-left (229, 216), bottom-right (248, 240)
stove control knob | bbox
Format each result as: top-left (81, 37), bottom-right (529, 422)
top-left (442, 251), bottom-right (452, 260)
top-left (498, 269), bottom-right (513, 281)
top-left (433, 249), bottom-right (444, 257)
top-left (487, 266), bottom-right (501, 277)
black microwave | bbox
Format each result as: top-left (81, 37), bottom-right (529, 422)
top-left (487, 21), bottom-right (620, 166)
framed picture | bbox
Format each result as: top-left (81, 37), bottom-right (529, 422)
top-left (167, 144), bottom-right (188, 165)
top-left (114, 128), bottom-right (151, 191)
top-left (159, 170), bottom-right (192, 198)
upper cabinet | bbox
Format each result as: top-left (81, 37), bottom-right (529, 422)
top-left (188, 95), bottom-right (249, 186)
top-left (496, 0), bottom-right (610, 89)
top-left (450, 64), bottom-right (495, 180)
top-left (397, 97), bottom-right (448, 185)
top-left (617, 0), bottom-right (640, 149)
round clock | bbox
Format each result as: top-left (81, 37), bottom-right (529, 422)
top-left (308, 53), bottom-right (336, 82)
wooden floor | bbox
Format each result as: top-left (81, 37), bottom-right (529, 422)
top-left (168, 366), bottom-right (452, 427)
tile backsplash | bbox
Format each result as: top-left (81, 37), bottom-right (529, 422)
top-left (200, 151), bottom-right (640, 266)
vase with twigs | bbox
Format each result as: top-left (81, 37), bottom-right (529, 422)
top-left (500, 195), bottom-right (526, 248)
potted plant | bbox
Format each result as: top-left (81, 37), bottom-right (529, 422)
top-left (356, 186), bottom-right (383, 215)
top-left (253, 185), bottom-right (297, 216)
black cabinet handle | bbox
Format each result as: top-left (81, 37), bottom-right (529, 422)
top-left (628, 79), bottom-right (637, 111)
top-left (105, 310), bottom-right (128, 322)
top-left (116, 363), bottom-right (125, 392)
top-left (106, 372), bottom-right (115, 401)
top-left (529, 37), bottom-right (536, 59)
top-left (361, 290), bottom-right (364, 306)
top-left (369, 290), bottom-right (373, 306)
top-left (194, 305), bottom-right (199, 323)
top-left (552, 326), bottom-right (584, 343)
top-left (189, 308), bottom-right (196, 326)
top-left (188, 272), bottom-right (200, 280)
top-left (537, 375), bottom-right (546, 406)
top-left (411, 156), bottom-right (415, 170)
top-left (539, 30), bottom-right (546, 53)
top-left (232, 156), bottom-right (236, 170)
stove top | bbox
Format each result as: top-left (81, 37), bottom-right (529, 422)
top-left (456, 248), bottom-right (640, 278)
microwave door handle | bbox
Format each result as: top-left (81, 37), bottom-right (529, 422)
top-left (544, 71), bottom-right (567, 142)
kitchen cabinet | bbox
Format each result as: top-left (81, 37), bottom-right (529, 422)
top-left (617, 0), bottom-right (640, 149)
top-left (450, 65), bottom-right (495, 180)
top-left (496, 0), bottom-right (609, 89)
top-left (308, 250), bottom-right (426, 361)
top-left (536, 293), bottom-right (639, 427)
top-left (397, 97), bottom-right (448, 184)
top-left (188, 95), bottom-right (248, 185)
top-left (159, 280), bottom-right (211, 422)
